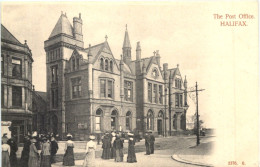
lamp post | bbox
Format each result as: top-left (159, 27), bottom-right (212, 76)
top-left (196, 82), bottom-right (200, 145)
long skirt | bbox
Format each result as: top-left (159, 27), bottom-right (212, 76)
top-left (127, 146), bottom-right (137, 163)
top-left (101, 148), bottom-right (110, 159)
top-left (10, 152), bottom-right (17, 167)
top-left (110, 147), bottom-right (116, 159)
top-left (63, 147), bottom-right (75, 166)
top-left (145, 143), bottom-right (151, 155)
top-left (83, 149), bottom-right (95, 167)
top-left (28, 156), bottom-right (38, 167)
top-left (20, 150), bottom-right (30, 167)
top-left (115, 149), bottom-right (123, 162)
top-left (2, 151), bottom-right (11, 167)
top-left (40, 155), bottom-right (51, 167)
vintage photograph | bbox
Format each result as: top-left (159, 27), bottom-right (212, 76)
top-left (1, 1), bottom-right (258, 167)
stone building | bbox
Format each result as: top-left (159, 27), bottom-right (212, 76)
top-left (44, 13), bottom-right (188, 139)
top-left (1, 24), bottom-right (34, 143)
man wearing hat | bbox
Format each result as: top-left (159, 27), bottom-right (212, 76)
top-left (144, 131), bottom-right (151, 155)
top-left (101, 132), bottom-right (111, 159)
top-left (149, 130), bottom-right (155, 154)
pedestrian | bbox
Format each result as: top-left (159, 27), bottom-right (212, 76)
top-left (110, 132), bottom-right (116, 159)
top-left (144, 131), bottom-right (151, 155)
top-left (127, 132), bottom-right (137, 163)
top-left (63, 133), bottom-right (75, 166)
top-left (97, 133), bottom-right (101, 145)
top-left (114, 134), bottom-right (124, 162)
top-left (28, 138), bottom-right (39, 167)
top-left (20, 136), bottom-right (31, 167)
top-left (50, 136), bottom-right (59, 164)
top-left (2, 136), bottom-right (11, 167)
top-left (82, 135), bottom-right (97, 167)
top-left (149, 130), bottom-right (155, 154)
top-left (101, 132), bottom-right (111, 159)
top-left (40, 137), bottom-right (51, 167)
top-left (7, 136), bottom-right (18, 167)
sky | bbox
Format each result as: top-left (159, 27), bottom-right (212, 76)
top-left (1, 2), bottom-right (258, 132)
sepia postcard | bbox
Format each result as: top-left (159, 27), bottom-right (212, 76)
top-left (0, 1), bottom-right (259, 167)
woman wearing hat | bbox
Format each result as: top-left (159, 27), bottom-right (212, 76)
top-left (63, 133), bottom-right (75, 166)
top-left (82, 135), bottom-right (97, 167)
top-left (2, 137), bottom-right (11, 167)
top-left (127, 132), bottom-right (137, 163)
top-left (28, 138), bottom-right (39, 167)
top-left (40, 137), bottom-right (51, 167)
top-left (110, 132), bottom-right (116, 159)
top-left (114, 134), bottom-right (124, 162)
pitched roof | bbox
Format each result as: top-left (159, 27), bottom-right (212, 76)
top-left (35, 91), bottom-right (47, 102)
top-left (1, 24), bottom-right (22, 44)
top-left (49, 14), bottom-right (73, 38)
top-left (123, 27), bottom-right (131, 48)
top-left (84, 42), bottom-right (105, 63)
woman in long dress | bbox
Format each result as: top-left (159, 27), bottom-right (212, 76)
top-left (127, 132), bottom-right (137, 163)
top-left (83, 135), bottom-right (97, 167)
top-left (63, 133), bottom-right (75, 166)
top-left (101, 132), bottom-right (110, 159)
top-left (7, 137), bottom-right (18, 167)
top-left (110, 132), bottom-right (116, 159)
top-left (28, 139), bottom-right (39, 167)
top-left (40, 138), bottom-right (51, 167)
top-left (20, 136), bottom-right (31, 167)
top-left (2, 137), bottom-right (11, 167)
top-left (114, 134), bottom-right (124, 162)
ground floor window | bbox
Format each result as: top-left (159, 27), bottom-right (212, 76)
top-left (95, 109), bottom-right (102, 131)
top-left (126, 111), bottom-right (132, 130)
top-left (147, 110), bottom-right (154, 130)
top-left (111, 110), bottom-right (118, 130)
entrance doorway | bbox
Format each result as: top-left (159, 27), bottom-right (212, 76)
top-left (157, 120), bottom-right (163, 135)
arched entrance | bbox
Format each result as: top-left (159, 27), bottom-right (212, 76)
top-left (147, 110), bottom-right (154, 131)
top-left (157, 111), bottom-right (164, 135)
top-left (126, 111), bottom-right (132, 131)
top-left (181, 114), bottom-right (186, 130)
top-left (111, 110), bottom-right (118, 130)
top-left (173, 114), bottom-right (177, 130)
top-left (52, 115), bottom-right (58, 135)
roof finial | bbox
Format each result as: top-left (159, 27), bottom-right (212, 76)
top-left (88, 44), bottom-right (92, 57)
top-left (79, 13), bottom-right (81, 19)
top-left (177, 64), bottom-right (179, 68)
top-left (126, 24), bottom-right (128, 31)
top-left (105, 35), bottom-right (108, 41)
top-left (153, 51), bottom-right (156, 56)
top-left (24, 40), bottom-right (27, 44)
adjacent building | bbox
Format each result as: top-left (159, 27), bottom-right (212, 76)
top-left (1, 24), bottom-right (34, 143)
top-left (44, 13), bottom-right (189, 140)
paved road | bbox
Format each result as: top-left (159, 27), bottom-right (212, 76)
top-left (52, 136), bottom-right (214, 167)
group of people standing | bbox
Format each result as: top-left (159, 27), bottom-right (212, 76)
top-left (1, 132), bottom-right (59, 167)
top-left (101, 131), bottom-right (137, 163)
top-left (144, 130), bottom-right (155, 155)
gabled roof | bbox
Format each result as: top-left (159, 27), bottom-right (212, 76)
top-left (1, 24), bottom-right (22, 44)
top-left (49, 14), bottom-right (73, 38)
top-left (84, 42), bottom-right (105, 63)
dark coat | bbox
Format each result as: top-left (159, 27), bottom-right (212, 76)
top-left (7, 139), bottom-right (18, 167)
top-left (101, 135), bottom-right (111, 159)
top-left (50, 140), bottom-right (59, 155)
top-left (20, 139), bottom-right (31, 167)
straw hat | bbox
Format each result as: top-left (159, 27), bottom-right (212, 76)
top-left (31, 138), bottom-right (37, 143)
top-left (148, 130), bottom-right (153, 133)
top-left (89, 135), bottom-right (95, 140)
top-left (112, 132), bottom-right (116, 137)
top-left (128, 132), bottom-right (134, 136)
top-left (67, 133), bottom-right (73, 138)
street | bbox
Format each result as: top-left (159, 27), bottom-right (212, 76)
top-left (52, 135), bottom-right (215, 167)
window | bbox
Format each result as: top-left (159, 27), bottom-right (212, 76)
top-left (12, 86), bottom-right (22, 107)
top-left (148, 83), bottom-right (152, 103)
top-left (72, 58), bottom-right (75, 71)
top-left (175, 93), bottom-right (179, 107)
top-left (71, 77), bottom-right (81, 98)
top-left (175, 79), bottom-right (182, 89)
top-left (126, 111), bottom-right (132, 130)
top-left (105, 59), bottom-right (108, 71)
top-left (100, 78), bottom-right (114, 99)
top-left (95, 109), bottom-right (102, 131)
top-left (76, 58), bottom-right (80, 70)
top-left (147, 110), bottom-right (154, 130)
top-left (110, 61), bottom-right (113, 72)
top-left (111, 110), bottom-right (118, 130)
top-left (1, 55), bottom-right (4, 74)
top-left (12, 58), bottom-right (22, 78)
top-left (124, 81), bottom-right (133, 102)
top-left (153, 84), bottom-right (158, 103)
top-left (100, 58), bottom-right (104, 70)
top-left (173, 114), bottom-right (177, 129)
top-left (1, 84), bottom-right (4, 107)
top-left (179, 94), bottom-right (183, 107)
top-left (159, 85), bottom-right (163, 104)
top-left (51, 66), bottom-right (58, 83)
top-left (107, 80), bottom-right (113, 98)
top-left (51, 89), bottom-right (58, 108)
top-left (100, 79), bottom-right (106, 98)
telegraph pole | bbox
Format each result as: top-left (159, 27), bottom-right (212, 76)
top-left (196, 82), bottom-right (200, 145)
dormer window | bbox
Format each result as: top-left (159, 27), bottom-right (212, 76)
top-left (152, 68), bottom-right (158, 79)
top-left (105, 59), bottom-right (108, 71)
top-left (100, 58), bottom-right (104, 70)
top-left (110, 60), bottom-right (113, 72)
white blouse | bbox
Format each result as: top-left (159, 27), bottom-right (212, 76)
top-left (85, 140), bottom-right (97, 153)
top-left (2, 144), bottom-right (10, 156)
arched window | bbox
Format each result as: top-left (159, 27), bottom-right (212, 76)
top-left (126, 111), bottom-right (132, 130)
top-left (105, 59), bottom-right (108, 71)
top-left (95, 109), bottom-right (103, 131)
top-left (173, 114), bottom-right (177, 130)
top-left (147, 110), bottom-right (154, 130)
top-left (100, 58), bottom-right (104, 70)
top-left (157, 111), bottom-right (164, 135)
top-left (110, 60), bottom-right (113, 72)
top-left (111, 110), bottom-right (118, 130)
